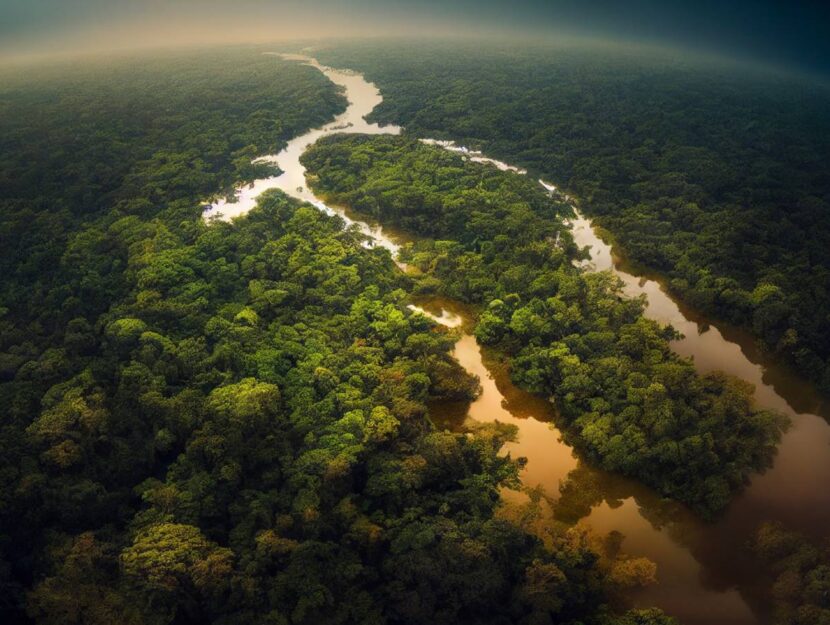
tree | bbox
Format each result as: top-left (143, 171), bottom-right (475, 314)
top-left (121, 523), bottom-right (233, 619)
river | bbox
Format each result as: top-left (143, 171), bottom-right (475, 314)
top-left (204, 52), bottom-right (830, 625)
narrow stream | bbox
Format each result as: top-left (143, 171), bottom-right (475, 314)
top-left (204, 53), bottom-right (403, 248)
top-left (204, 53), bottom-right (830, 625)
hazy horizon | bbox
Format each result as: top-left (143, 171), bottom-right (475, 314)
top-left (1, 1), bottom-right (828, 81)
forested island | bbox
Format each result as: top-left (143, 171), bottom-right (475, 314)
top-left (302, 134), bottom-right (786, 516)
top-left (316, 41), bottom-right (830, 394)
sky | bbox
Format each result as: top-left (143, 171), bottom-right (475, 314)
top-left (0, 0), bottom-right (828, 78)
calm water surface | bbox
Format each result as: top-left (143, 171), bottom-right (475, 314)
top-left (204, 53), bottom-right (402, 250)
top-left (205, 53), bottom-right (830, 625)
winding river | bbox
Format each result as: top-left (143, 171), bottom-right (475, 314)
top-left (205, 53), bottom-right (830, 625)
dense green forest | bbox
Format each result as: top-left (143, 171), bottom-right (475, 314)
top-left (302, 133), bottom-right (786, 517)
top-left (751, 523), bottom-right (830, 625)
top-left (0, 49), bottom-right (678, 625)
top-left (316, 41), bottom-right (830, 393)
top-left (0, 46), bottom-right (346, 355)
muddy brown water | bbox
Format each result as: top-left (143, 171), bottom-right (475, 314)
top-left (205, 53), bottom-right (830, 624)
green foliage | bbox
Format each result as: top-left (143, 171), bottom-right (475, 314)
top-left (0, 48), bottom-right (657, 625)
top-left (751, 522), bottom-right (830, 625)
top-left (0, 47), bottom-right (347, 375)
top-left (26, 533), bottom-right (146, 625)
top-left (122, 523), bottom-right (233, 620)
top-left (316, 40), bottom-right (830, 393)
top-left (303, 134), bottom-right (787, 517)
